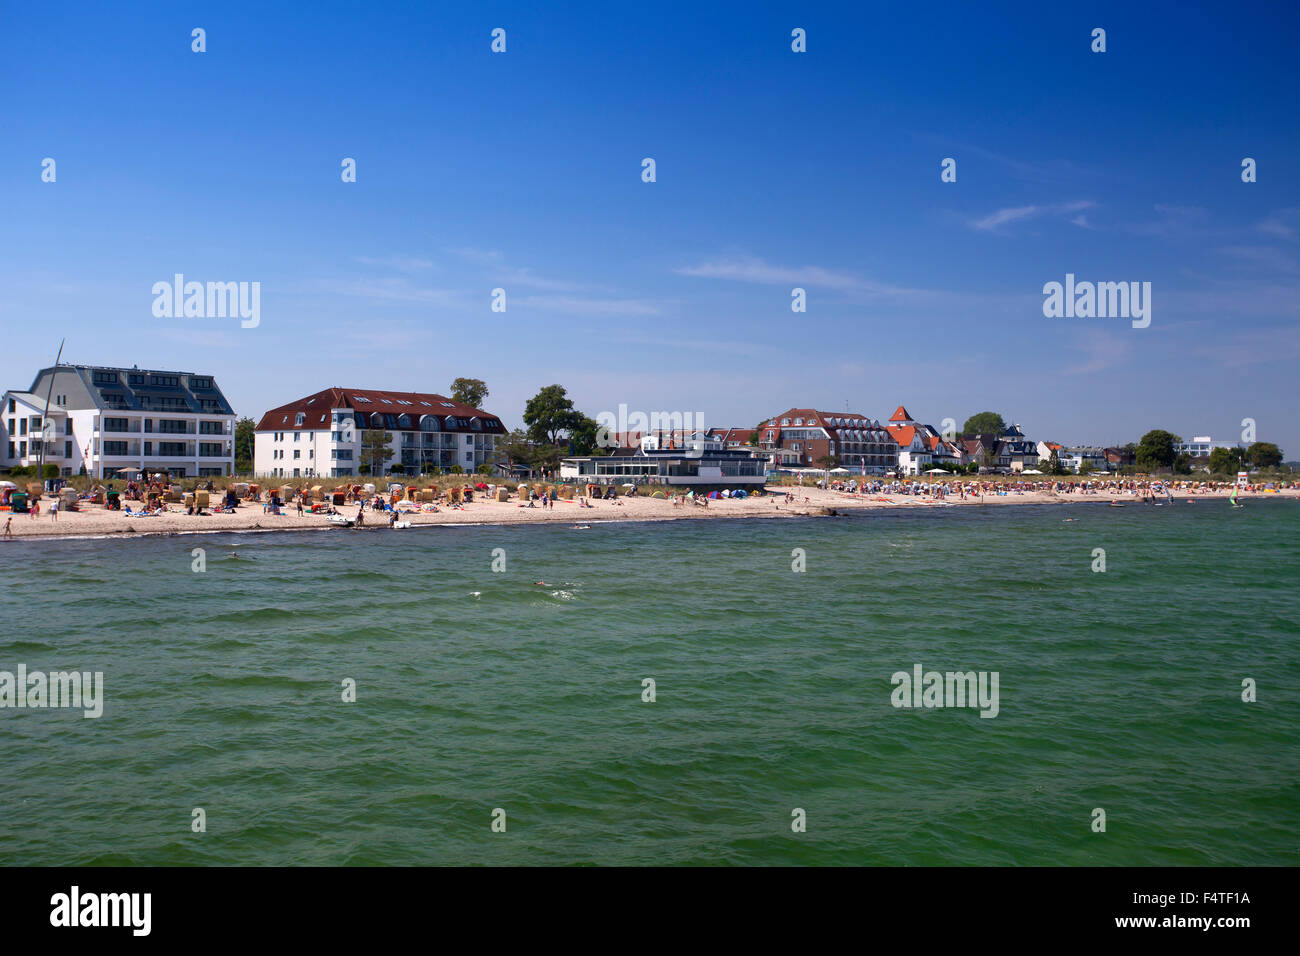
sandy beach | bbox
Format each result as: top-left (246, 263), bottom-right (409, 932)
top-left (2, 484), bottom-right (1294, 540)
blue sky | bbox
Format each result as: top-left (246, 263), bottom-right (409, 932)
top-left (2, 1), bottom-right (1297, 453)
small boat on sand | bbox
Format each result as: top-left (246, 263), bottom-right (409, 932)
top-left (327, 515), bottom-right (354, 527)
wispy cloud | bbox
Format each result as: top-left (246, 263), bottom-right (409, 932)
top-left (1127, 204), bottom-right (1210, 238)
top-left (517, 294), bottom-right (660, 316)
top-left (969, 200), bottom-right (1095, 232)
top-left (675, 256), bottom-right (916, 295)
top-left (1061, 328), bottom-right (1133, 375)
top-left (353, 255), bottom-right (436, 272)
top-left (1257, 207), bottom-right (1300, 240)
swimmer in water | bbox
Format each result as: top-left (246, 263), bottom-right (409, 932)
top-left (534, 581), bottom-right (549, 587)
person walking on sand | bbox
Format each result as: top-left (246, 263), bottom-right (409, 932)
top-left (3, 516), bottom-right (12, 539)
top-left (50, 498), bottom-right (58, 521)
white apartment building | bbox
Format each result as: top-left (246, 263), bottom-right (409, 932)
top-left (1, 365), bottom-right (236, 478)
top-left (254, 387), bottom-right (506, 478)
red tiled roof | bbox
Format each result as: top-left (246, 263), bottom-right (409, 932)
top-left (255, 387), bottom-right (504, 432)
top-left (889, 405), bottom-right (913, 422)
top-left (888, 424), bottom-right (917, 446)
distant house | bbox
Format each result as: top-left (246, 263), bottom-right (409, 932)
top-left (2, 364), bottom-right (236, 478)
top-left (254, 387), bottom-right (505, 478)
top-left (1059, 446), bottom-right (1108, 473)
top-left (1103, 447), bottom-right (1134, 469)
top-left (997, 424), bottom-right (1039, 473)
top-left (759, 408), bottom-right (897, 473)
top-left (887, 405), bottom-right (957, 474)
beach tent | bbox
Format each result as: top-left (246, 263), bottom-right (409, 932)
top-left (1021, 468), bottom-right (1044, 475)
top-left (829, 467), bottom-right (850, 474)
top-left (924, 468), bottom-right (949, 474)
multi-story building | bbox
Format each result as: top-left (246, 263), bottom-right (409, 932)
top-left (1174, 436), bottom-right (1243, 458)
top-left (758, 408), bottom-right (898, 473)
top-left (1, 365), bottom-right (236, 478)
top-left (1059, 446), bottom-right (1108, 473)
top-left (254, 387), bottom-right (505, 478)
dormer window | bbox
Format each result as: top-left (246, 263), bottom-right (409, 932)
top-left (295, 413), bottom-right (305, 426)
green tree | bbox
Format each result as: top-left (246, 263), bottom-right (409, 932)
top-left (234, 417), bottom-right (255, 470)
top-left (450, 378), bottom-right (489, 408)
top-left (523, 384), bottom-right (583, 446)
top-left (569, 414), bottom-right (606, 455)
top-left (962, 412), bottom-right (1007, 437)
top-left (1136, 430), bottom-right (1180, 471)
top-left (360, 429), bottom-right (393, 475)
top-left (816, 454), bottom-right (839, 469)
top-left (494, 428), bottom-right (535, 473)
top-left (1043, 448), bottom-right (1067, 476)
top-left (41, 463), bottom-right (59, 479)
top-left (1245, 441), bottom-right (1282, 469)
top-left (1208, 446), bottom-right (1244, 474)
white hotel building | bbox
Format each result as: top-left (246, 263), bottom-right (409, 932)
top-left (1, 365), bottom-right (236, 478)
top-left (254, 387), bottom-right (506, 478)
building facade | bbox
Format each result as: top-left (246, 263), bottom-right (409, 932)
top-left (560, 445), bottom-right (767, 489)
top-left (1, 365), bottom-right (236, 478)
top-left (254, 387), bottom-right (505, 478)
top-left (759, 408), bottom-right (898, 473)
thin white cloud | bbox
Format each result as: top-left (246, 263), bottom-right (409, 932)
top-left (517, 294), bottom-right (660, 316)
top-left (969, 200), bottom-right (1095, 232)
top-left (353, 255), bottom-right (436, 272)
top-left (675, 256), bottom-right (915, 295)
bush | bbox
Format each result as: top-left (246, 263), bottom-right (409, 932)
top-left (42, 464), bottom-right (59, 479)
top-left (449, 465), bottom-right (464, 474)
top-left (475, 463), bottom-right (493, 475)
top-left (358, 463), bottom-right (371, 475)
top-left (6, 466), bottom-right (28, 478)
top-left (389, 464), bottom-right (405, 475)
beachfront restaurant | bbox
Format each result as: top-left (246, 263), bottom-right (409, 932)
top-left (560, 446), bottom-right (767, 490)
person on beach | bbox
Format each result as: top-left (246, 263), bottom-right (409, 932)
top-left (2, 516), bottom-right (12, 539)
top-left (297, 495), bottom-right (304, 516)
top-left (50, 498), bottom-right (58, 521)
top-left (30, 497), bottom-right (39, 518)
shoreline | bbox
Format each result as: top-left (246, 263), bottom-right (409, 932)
top-left (2, 486), bottom-right (1294, 543)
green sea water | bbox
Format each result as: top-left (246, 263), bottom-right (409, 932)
top-left (2, 499), bottom-right (1298, 866)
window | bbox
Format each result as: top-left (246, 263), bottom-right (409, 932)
top-left (65, 441), bottom-right (72, 459)
top-left (440, 402), bottom-right (455, 408)
top-left (93, 371), bottom-right (118, 385)
top-left (128, 373), bottom-right (146, 386)
top-left (104, 418), bottom-right (128, 433)
top-left (104, 441), bottom-right (127, 456)
top-left (19, 441), bottom-right (26, 457)
top-left (293, 432), bottom-right (300, 442)
top-left (781, 418), bottom-right (790, 426)
top-left (294, 413), bottom-right (305, 426)
top-left (6, 442), bottom-right (13, 459)
top-left (6, 399), bottom-right (13, 413)
top-left (293, 450), bottom-right (300, 459)
top-left (354, 396), bottom-right (372, 403)
top-left (200, 443), bottom-right (223, 457)
top-left (199, 421), bottom-right (224, 434)
top-left (7, 418), bottom-right (14, 434)
top-left (19, 419), bottom-right (26, 435)
top-left (151, 375), bottom-right (179, 387)
top-left (190, 377), bottom-right (212, 390)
